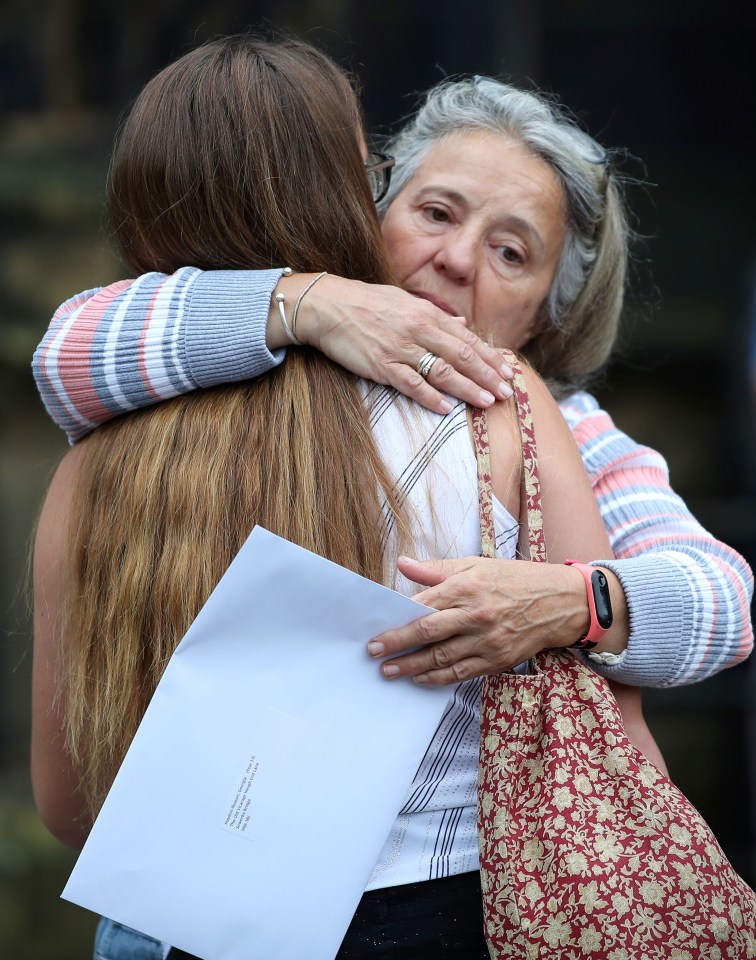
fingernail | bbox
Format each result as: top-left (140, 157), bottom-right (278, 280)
top-left (367, 641), bottom-right (385, 656)
top-left (501, 363), bottom-right (514, 379)
top-left (452, 315), bottom-right (468, 325)
top-left (498, 381), bottom-right (513, 399)
top-left (382, 664), bottom-right (400, 678)
top-left (439, 398), bottom-right (453, 414)
top-left (479, 390), bottom-right (495, 406)
top-left (414, 674), bottom-right (429, 684)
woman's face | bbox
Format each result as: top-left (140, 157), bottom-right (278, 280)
top-left (381, 129), bottom-right (567, 348)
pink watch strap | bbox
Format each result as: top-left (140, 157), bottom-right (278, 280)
top-left (564, 559), bottom-right (608, 648)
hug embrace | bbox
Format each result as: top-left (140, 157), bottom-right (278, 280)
top-left (32, 33), bottom-right (755, 960)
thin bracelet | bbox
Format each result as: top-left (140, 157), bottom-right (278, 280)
top-left (291, 271), bottom-right (328, 343)
top-left (274, 267), bottom-right (302, 345)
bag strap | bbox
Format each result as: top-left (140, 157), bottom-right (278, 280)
top-left (471, 351), bottom-right (547, 565)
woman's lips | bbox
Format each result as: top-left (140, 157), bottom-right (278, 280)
top-left (411, 291), bottom-right (458, 316)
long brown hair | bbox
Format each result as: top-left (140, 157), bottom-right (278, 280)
top-left (63, 36), bottom-right (411, 817)
top-left (108, 35), bottom-right (391, 277)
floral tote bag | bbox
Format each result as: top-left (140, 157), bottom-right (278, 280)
top-left (473, 355), bottom-right (756, 959)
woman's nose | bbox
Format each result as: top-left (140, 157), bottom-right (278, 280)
top-left (432, 229), bottom-right (477, 281)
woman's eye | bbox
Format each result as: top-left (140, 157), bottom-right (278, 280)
top-left (423, 206), bottom-right (450, 223)
top-left (496, 245), bottom-right (524, 264)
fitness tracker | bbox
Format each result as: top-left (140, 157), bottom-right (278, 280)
top-left (564, 560), bottom-right (613, 649)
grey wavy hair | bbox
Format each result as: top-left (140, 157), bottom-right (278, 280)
top-left (379, 76), bottom-right (630, 392)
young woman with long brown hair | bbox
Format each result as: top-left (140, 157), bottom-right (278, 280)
top-left (32, 35), bottom-right (653, 960)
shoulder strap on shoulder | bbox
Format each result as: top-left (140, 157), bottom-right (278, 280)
top-left (471, 350), bottom-right (546, 564)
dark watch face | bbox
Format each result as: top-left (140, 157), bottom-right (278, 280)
top-left (590, 570), bottom-right (613, 629)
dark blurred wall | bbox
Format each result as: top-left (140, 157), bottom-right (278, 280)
top-left (1, 1), bottom-right (754, 955)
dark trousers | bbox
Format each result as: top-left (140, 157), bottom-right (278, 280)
top-left (168, 870), bottom-right (489, 959)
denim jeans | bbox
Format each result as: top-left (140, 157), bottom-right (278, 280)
top-left (94, 917), bottom-right (164, 960)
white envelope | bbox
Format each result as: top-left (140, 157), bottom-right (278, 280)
top-left (63, 526), bottom-right (451, 960)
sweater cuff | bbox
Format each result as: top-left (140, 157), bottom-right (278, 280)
top-left (185, 269), bottom-right (286, 386)
top-left (581, 555), bottom-right (690, 687)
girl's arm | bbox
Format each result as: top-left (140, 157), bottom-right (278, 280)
top-left (32, 444), bottom-right (92, 848)
top-left (608, 681), bottom-right (669, 775)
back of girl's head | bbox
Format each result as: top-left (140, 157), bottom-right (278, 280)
top-left (69, 37), bottom-right (407, 818)
top-left (381, 77), bottom-right (631, 390)
top-left (109, 34), bottom-right (391, 283)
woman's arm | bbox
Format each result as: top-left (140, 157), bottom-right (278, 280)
top-left (367, 390), bottom-right (754, 690)
top-left (32, 268), bottom-right (512, 444)
top-left (33, 269), bottom-right (286, 444)
top-left (561, 391), bottom-right (754, 686)
top-left (369, 367), bottom-right (669, 771)
top-left (34, 274), bottom-right (753, 687)
top-left (369, 366), bottom-right (627, 682)
top-left (32, 444), bottom-right (92, 848)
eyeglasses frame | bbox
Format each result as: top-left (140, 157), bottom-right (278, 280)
top-left (364, 151), bottom-right (395, 203)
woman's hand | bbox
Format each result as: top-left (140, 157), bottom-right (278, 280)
top-left (367, 556), bottom-right (591, 684)
top-left (275, 274), bottom-right (513, 413)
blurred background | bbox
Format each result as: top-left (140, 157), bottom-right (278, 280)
top-left (1, 1), bottom-right (754, 956)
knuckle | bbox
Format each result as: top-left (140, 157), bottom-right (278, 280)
top-left (430, 644), bottom-right (453, 669)
top-left (461, 329), bottom-right (481, 348)
top-left (450, 660), bottom-right (472, 683)
top-left (407, 314), bottom-right (433, 336)
top-left (457, 343), bottom-right (476, 365)
top-left (469, 603), bottom-right (495, 627)
top-left (414, 616), bottom-right (437, 645)
top-left (402, 370), bottom-right (427, 392)
top-left (430, 359), bottom-right (454, 384)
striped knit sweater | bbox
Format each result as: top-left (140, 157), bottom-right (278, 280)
top-left (32, 267), bottom-right (754, 688)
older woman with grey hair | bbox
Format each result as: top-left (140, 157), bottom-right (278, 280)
top-left (34, 75), bottom-right (753, 692)
top-left (377, 76), bottom-right (627, 395)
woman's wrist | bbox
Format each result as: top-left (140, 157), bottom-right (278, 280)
top-left (587, 566), bottom-right (629, 655)
top-left (266, 271), bottom-right (323, 350)
top-left (557, 563), bottom-right (629, 655)
top-left (290, 273), bottom-right (353, 352)
top-left (265, 271), bottom-right (517, 413)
